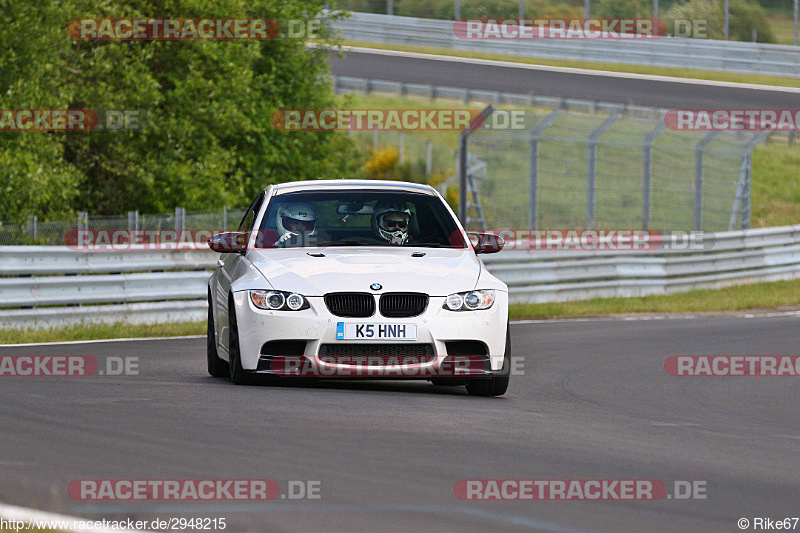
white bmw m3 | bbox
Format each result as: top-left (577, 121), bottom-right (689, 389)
top-left (206, 179), bottom-right (511, 396)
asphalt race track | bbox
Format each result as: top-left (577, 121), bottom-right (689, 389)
top-left (2, 315), bottom-right (799, 532)
top-left (328, 49), bottom-right (800, 110)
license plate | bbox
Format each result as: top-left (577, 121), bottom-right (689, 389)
top-left (336, 323), bottom-right (417, 340)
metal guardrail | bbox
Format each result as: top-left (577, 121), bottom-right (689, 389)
top-left (333, 75), bottom-right (668, 119)
top-left (2, 225), bottom-right (800, 329)
top-left (0, 247), bottom-right (217, 331)
top-left (332, 12), bottom-right (800, 78)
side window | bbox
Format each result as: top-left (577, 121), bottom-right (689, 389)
top-left (238, 193), bottom-right (265, 232)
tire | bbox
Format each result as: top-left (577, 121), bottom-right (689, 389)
top-left (465, 325), bottom-right (511, 397)
top-left (227, 295), bottom-right (253, 385)
top-left (207, 291), bottom-right (228, 377)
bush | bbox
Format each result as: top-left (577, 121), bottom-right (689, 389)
top-left (594, 0), bottom-right (650, 18)
top-left (664, 0), bottom-right (775, 42)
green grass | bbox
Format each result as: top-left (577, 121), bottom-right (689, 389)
top-left (341, 40), bottom-right (800, 89)
top-left (0, 321), bottom-right (204, 345)
top-left (769, 15), bottom-right (798, 46)
top-left (509, 278), bottom-right (800, 320)
top-left (751, 139), bottom-right (800, 227)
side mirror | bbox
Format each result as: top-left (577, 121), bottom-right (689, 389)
top-left (468, 232), bottom-right (505, 254)
top-left (208, 232), bottom-right (247, 253)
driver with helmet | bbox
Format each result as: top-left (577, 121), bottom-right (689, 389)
top-left (371, 201), bottom-right (413, 245)
top-left (275, 202), bottom-right (321, 246)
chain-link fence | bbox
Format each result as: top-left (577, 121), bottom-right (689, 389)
top-left (0, 207), bottom-right (248, 246)
top-left (460, 110), bottom-right (768, 232)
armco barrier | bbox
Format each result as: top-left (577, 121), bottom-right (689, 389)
top-left (2, 225), bottom-right (800, 330)
top-left (331, 12), bottom-right (800, 78)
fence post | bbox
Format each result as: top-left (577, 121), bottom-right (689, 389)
top-left (528, 109), bottom-right (564, 230)
top-left (223, 206), bottom-right (228, 230)
top-left (642, 122), bottom-right (667, 229)
top-left (398, 132), bottom-right (405, 164)
top-left (175, 207), bottom-right (185, 231)
top-left (586, 114), bottom-right (621, 229)
top-left (425, 140), bottom-right (432, 178)
top-left (458, 105), bottom-right (494, 225)
top-left (694, 132), bottom-right (719, 232)
top-left (29, 215), bottom-right (37, 240)
top-left (78, 211), bottom-right (88, 231)
top-left (373, 128), bottom-right (379, 150)
top-left (127, 211), bottom-right (139, 231)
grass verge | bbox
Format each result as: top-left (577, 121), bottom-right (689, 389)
top-left (0, 321), bottom-right (205, 345)
top-left (340, 40), bottom-right (800, 89)
top-left (509, 278), bottom-right (800, 320)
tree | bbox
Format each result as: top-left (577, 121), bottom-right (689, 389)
top-left (0, 0), bottom-right (362, 221)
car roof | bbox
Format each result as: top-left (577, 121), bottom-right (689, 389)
top-left (269, 179), bottom-right (436, 196)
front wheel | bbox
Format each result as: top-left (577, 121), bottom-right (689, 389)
top-left (207, 292), bottom-right (228, 377)
top-left (228, 295), bottom-right (253, 385)
top-left (465, 325), bottom-right (511, 397)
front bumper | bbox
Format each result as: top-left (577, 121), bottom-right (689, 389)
top-left (230, 290), bottom-right (509, 378)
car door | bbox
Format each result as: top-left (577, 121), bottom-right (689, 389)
top-left (216, 192), bottom-right (265, 355)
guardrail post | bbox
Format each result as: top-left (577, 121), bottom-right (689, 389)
top-left (694, 132), bottom-right (719, 232)
top-left (528, 109), bottom-right (564, 229)
top-left (587, 114), bottom-right (621, 229)
top-left (642, 122), bottom-right (667, 229)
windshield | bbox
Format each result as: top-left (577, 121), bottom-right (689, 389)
top-left (256, 190), bottom-right (467, 249)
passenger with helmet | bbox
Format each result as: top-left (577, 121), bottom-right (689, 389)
top-left (371, 201), bottom-right (413, 245)
top-left (275, 202), bottom-right (323, 246)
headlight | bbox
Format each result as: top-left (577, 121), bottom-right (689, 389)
top-left (250, 290), bottom-right (310, 311)
top-left (443, 290), bottom-right (495, 311)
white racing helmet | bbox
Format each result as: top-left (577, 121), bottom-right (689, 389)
top-left (276, 202), bottom-right (317, 243)
top-left (371, 201), bottom-right (412, 245)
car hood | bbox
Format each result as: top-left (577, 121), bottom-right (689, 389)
top-left (248, 247), bottom-right (481, 296)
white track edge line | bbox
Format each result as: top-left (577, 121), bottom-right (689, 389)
top-left (0, 335), bottom-right (205, 348)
